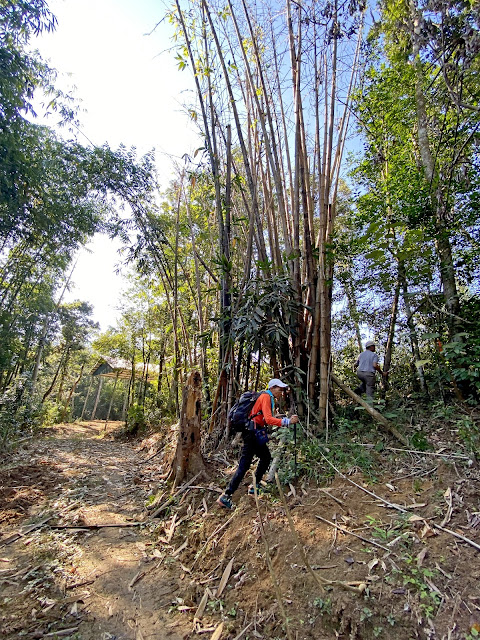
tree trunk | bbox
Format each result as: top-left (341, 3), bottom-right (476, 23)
top-left (383, 278), bottom-right (400, 390)
top-left (121, 380), bottom-right (129, 421)
top-left (31, 263), bottom-right (76, 396)
top-left (61, 364), bottom-right (84, 423)
top-left (398, 264), bottom-right (427, 392)
top-left (344, 280), bottom-right (363, 353)
top-left (105, 371), bottom-right (120, 428)
top-left (91, 377), bottom-right (103, 420)
top-left (170, 370), bottom-right (205, 488)
top-left (80, 375), bottom-right (93, 421)
top-left (42, 349), bottom-right (66, 403)
top-left (409, 0), bottom-right (463, 339)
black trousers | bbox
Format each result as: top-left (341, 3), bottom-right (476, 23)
top-left (226, 430), bottom-right (272, 496)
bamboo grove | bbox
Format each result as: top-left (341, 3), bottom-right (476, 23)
top-left (0, 0), bottom-right (479, 447)
top-left (169, 0), bottom-right (367, 431)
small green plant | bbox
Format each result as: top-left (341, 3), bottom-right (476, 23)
top-left (365, 515), bottom-right (397, 541)
top-left (373, 626), bottom-right (384, 637)
top-left (412, 478), bottom-right (423, 493)
top-left (401, 566), bottom-right (442, 618)
top-left (313, 597), bottom-right (332, 615)
top-left (360, 607), bottom-right (373, 622)
top-left (145, 494), bottom-right (156, 507)
top-left (207, 598), bottom-right (225, 613)
top-left (456, 416), bottom-right (480, 452)
top-left (410, 429), bottom-right (432, 451)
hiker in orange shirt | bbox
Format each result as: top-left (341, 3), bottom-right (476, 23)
top-left (217, 379), bottom-right (299, 510)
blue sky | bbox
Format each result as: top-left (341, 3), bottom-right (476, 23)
top-left (34, 0), bottom-right (199, 331)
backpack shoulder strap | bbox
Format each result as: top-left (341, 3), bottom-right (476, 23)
top-left (249, 390), bottom-right (268, 420)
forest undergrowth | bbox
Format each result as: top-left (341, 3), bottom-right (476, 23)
top-left (0, 405), bottom-right (479, 640)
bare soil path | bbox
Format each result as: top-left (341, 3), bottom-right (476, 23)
top-left (1, 420), bottom-right (479, 640)
top-left (0, 421), bottom-right (187, 640)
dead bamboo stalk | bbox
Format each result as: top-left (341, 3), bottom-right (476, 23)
top-left (314, 515), bottom-right (392, 553)
top-left (331, 372), bottom-right (409, 445)
top-left (149, 471), bottom-right (202, 519)
top-left (319, 452), bottom-right (480, 553)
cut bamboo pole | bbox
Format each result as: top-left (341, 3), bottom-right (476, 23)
top-left (331, 373), bottom-right (408, 445)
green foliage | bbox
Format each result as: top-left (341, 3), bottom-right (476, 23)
top-left (278, 417), bottom-right (379, 485)
top-left (0, 2), bottom-right (158, 443)
top-left (455, 416), bottom-right (480, 453)
top-left (0, 378), bottom-right (42, 446)
top-left (126, 402), bottom-right (146, 434)
top-left (410, 429), bottom-right (432, 452)
top-left (313, 597), bottom-right (332, 615)
top-left (40, 399), bottom-right (65, 427)
top-left (442, 330), bottom-right (480, 400)
top-left (399, 564), bottom-right (442, 619)
top-left (228, 273), bottom-right (300, 355)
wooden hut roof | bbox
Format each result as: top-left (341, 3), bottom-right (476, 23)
top-left (90, 356), bottom-right (159, 380)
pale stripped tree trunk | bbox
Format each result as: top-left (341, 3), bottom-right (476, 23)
top-left (398, 261), bottom-right (427, 392)
top-left (409, 0), bottom-right (463, 339)
top-left (383, 279), bottom-right (400, 392)
top-left (61, 364), bottom-right (85, 423)
top-left (91, 377), bottom-right (103, 420)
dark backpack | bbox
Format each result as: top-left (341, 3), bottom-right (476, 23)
top-left (228, 391), bottom-right (265, 432)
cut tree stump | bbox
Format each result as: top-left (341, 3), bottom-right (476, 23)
top-left (169, 370), bottom-right (205, 488)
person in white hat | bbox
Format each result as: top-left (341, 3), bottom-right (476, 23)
top-left (217, 378), bottom-right (299, 510)
top-left (354, 340), bottom-right (386, 399)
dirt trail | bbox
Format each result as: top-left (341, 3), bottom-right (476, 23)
top-left (1, 420), bottom-right (479, 640)
top-left (0, 421), bottom-right (187, 640)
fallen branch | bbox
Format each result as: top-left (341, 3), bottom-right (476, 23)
top-left (275, 473), bottom-right (365, 594)
top-left (65, 579), bottom-right (95, 590)
top-left (1, 501), bottom-right (81, 546)
top-left (318, 488), bottom-right (345, 507)
top-left (254, 474), bottom-right (293, 640)
top-left (320, 452), bottom-right (480, 553)
top-left (140, 447), bottom-right (165, 464)
top-left (50, 522), bottom-right (143, 530)
top-left (354, 444), bottom-right (472, 461)
top-left (1, 515), bottom-right (54, 546)
top-left (319, 452), bottom-right (409, 513)
top-left (149, 471), bottom-right (202, 518)
top-left (331, 373), bottom-right (408, 445)
top-left (232, 622), bottom-right (253, 640)
top-left (191, 512), bottom-right (236, 569)
top-left (431, 522), bottom-right (480, 552)
top-left (44, 627), bottom-right (79, 637)
top-left (315, 515), bottom-right (392, 553)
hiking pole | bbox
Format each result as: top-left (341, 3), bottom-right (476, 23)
top-left (288, 388), bottom-right (298, 481)
top-left (294, 420), bottom-right (297, 480)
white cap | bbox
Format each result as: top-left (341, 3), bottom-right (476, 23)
top-left (365, 340), bottom-right (375, 348)
top-left (267, 378), bottom-right (289, 389)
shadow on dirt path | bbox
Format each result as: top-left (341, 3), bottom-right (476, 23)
top-left (0, 421), bottom-right (187, 640)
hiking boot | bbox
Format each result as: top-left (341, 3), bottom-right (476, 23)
top-left (217, 493), bottom-right (234, 510)
top-left (248, 484), bottom-right (262, 496)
